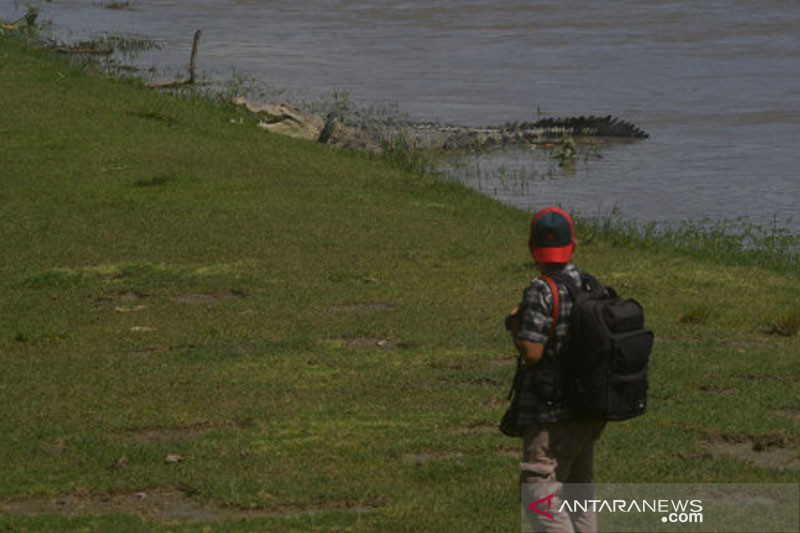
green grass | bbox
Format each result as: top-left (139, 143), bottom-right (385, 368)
top-left (1, 33), bottom-right (799, 531)
top-left (577, 212), bottom-right (799, 274)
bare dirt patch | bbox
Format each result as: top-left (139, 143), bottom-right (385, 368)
top-left (336, 337), bottom-right (401, 350)
top-left (401, 452), bottom-right (464, 465)
top-left (451, 424), bottom-right (496, 435)
top-left (262, 501), bottom-right (384, 519)
top-left (402, 448), bottom-right (517, 464)
top-left (133, 175), bottom-right (174, 188)
top-left (171, 290), bottom-right (247, 304)
top-left (0, 488), bottom-right (220, 524)
top-left (40, 438), bottom-right (70, 457)
top-left (129, 344), bottom-right (252, 357)
top-left (655, 334), bottom-right (777, 347)
top-left (704, 437), bottom-right (800, 471)
top-left (0, 488), bottom-right (383, 524)
top-left (93, 290), bottom-right (149, 302)
top-left (437, 375), bottom-right (505, 387)
top-left (113, 423), bottom-right (233, 445)
top-left (322, 302), bottom-right (395, 312)
top-left (115, 304), bottom-right (148, 313)
top-left (696, 384), bottom-right (740, 396)
top-left (742, 374), bottom-right (800, 385)
top-left (772, 409), bottom-right (800, 423)
top-left (485, 397), bottom-right (508, 408)
top-left (128, 344), bottom-right (193, 356)
top-left (498, 448), bottom-right (521, 459)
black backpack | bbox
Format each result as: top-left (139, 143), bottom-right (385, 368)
top-left (545, 271), bottom-right (654, 421)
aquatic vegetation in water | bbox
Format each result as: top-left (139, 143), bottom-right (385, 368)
top-left (95, 1), bottom-right (135, 10)
top-left (1, 2), bottom-right (46, 32)
top-left (100, 34), bottom-right (159, 57)
top-left (438, 146), bottom-right (576, 201)
top-left (552, 136), bottom-right (577, 168)
top-left (306, 89), bottom-right (407, 129)
top-left (378, 135), bottom-right (435, 177)
top-left (23, 6), bottom-right (39, 28)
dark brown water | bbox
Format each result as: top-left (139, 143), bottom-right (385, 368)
top-left (6, 0), bottom-right (799, 232)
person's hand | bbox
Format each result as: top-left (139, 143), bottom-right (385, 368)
top-left (505, 305), bottom-right (521, 333)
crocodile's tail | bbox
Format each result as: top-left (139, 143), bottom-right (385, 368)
top-left (504, 115), bottom-right (649, 139)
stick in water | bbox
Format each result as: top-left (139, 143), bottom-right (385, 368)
top-left (148, 29), bottom-right (202, 89)
top-left (188, 29), bottom-right (201, 85)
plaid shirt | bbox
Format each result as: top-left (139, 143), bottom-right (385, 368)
top-left (514, 262), bottom-right (582, 424)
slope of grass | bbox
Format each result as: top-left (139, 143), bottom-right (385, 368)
top-left (1, 34), bottom-right (798, 531)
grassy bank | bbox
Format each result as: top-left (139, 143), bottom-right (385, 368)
top-left (1, 33), bottom-right (799, 532)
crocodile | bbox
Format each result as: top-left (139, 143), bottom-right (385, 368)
top-left (232, 96), bottom-right (648, 153)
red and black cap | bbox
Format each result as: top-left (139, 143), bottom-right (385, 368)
top-left (528, 207), bottom-right (575, 264)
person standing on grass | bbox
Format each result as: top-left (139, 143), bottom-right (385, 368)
top-left (504, 207), bottom-right (605, 533)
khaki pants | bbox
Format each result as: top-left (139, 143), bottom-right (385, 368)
top-left (520, 419), bottom-right (606, 533)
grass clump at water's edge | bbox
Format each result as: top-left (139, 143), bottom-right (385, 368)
top-left (577, 211), bottom-right (799, 275)
top-left (1, 33), bottom-right (799, 531)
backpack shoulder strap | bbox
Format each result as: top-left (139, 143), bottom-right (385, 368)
top-left (545, 269), bottom-right (581, 298)
top-left (550, 270), bottom-right (616, 307)
top-left (539, 275), bottom-right (560, 342)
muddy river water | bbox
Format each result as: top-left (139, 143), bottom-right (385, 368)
top-left (4, 0), bottom-right (799, 233)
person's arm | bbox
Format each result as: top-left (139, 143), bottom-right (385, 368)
top-left (507, 304), bottom-right (546, 365)
top-left (514, 337), bottom-right (545, 365)
top-left (508, 278), bottom-right (555, 365)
